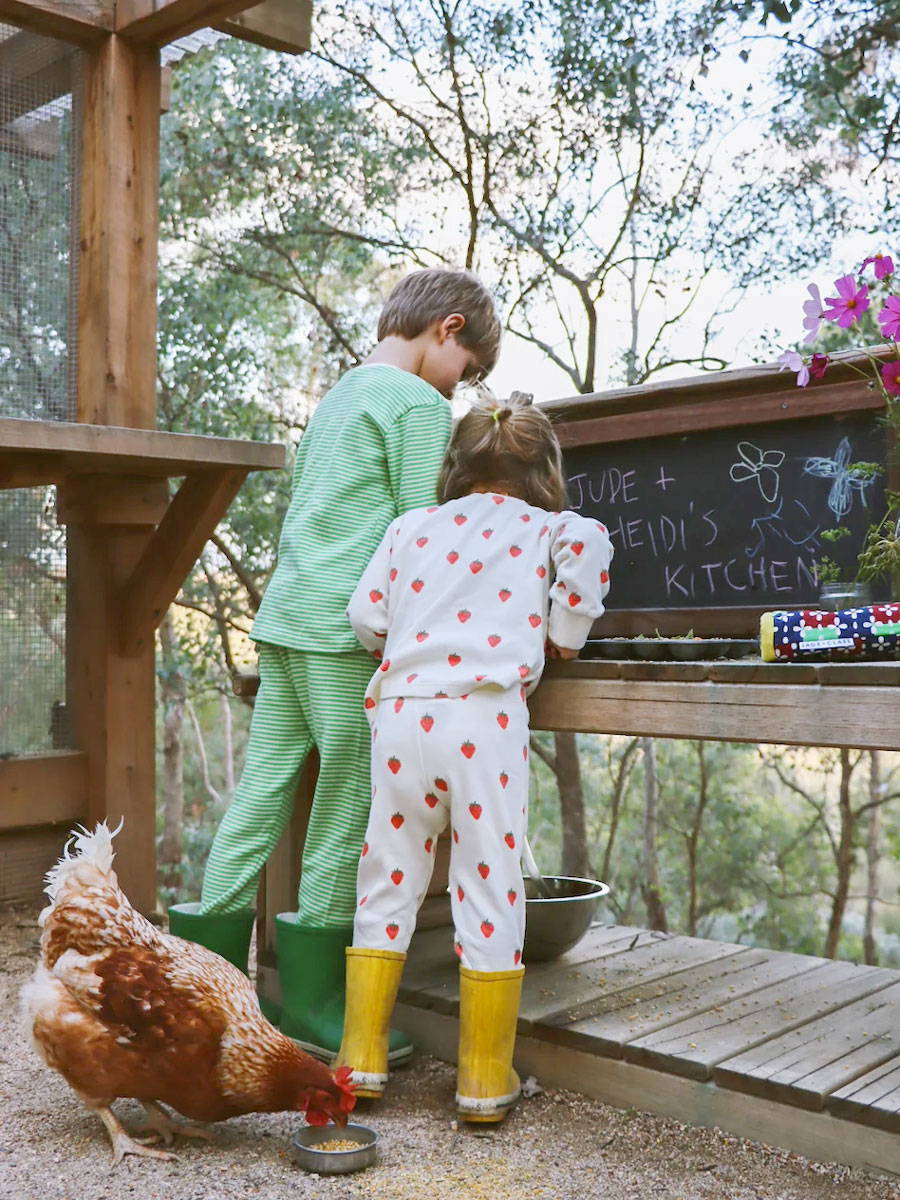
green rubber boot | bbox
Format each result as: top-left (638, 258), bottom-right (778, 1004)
top-left (167, 901), bottom-right (255, 974)
top-left (275, 913), bottom-right (413, 1065)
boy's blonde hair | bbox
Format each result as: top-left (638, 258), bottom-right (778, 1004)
top-left (438, 391), bottom-right (569, 511)
top-left (378, 268), bottom-right (501, 377)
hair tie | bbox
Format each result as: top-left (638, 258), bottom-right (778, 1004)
top-left (491, 408), bottom-right (503, 423)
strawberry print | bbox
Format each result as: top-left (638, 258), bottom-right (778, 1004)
top-left (540, 525), bottom-right (549, 536)
top-left (379, 658), bottom-right (391, 671)
top-left (520, 513), bottom-right (531, 522)
top-left (386, 923), bottom-right (399, 941)
top-left (536, 564), bottom-right (547, 578)
top-left (469, 559), bottom-right (483, 574)
top-left (373, 649), bottom-right (382, 661)
top-left (394, 698), bottom-right (404, 713)
top-left (477, 861), bottom-right (490, 879)
top-left (364, 696), bottom-right (376, 710)
top-left (424, 837), bottom-right (434, 853)
top-left (390, 811), bottom-right (404, 829)
top-left (447, 550), bottom-right (459, 564)
top-left (454, 941), bottom-right (464, 958)
top-left (416, 630), bottom-right (429, 642)
top-left (457, 608), bottom-right (471, 622)
top-left (499, 771), bottom-right (509, 789)
top-left (507, 889), bottom-right (517, 905)
top-left (487, 634), bottom-right (501, 647)
top-left (448, 652), bottom-right (462, 666)
top-left (568, 592), bottom-right (582, 607)
top-left (481, 920), bottom-right (494, 938)
top-left (514, 949), bottom-right (522, 965)
top-left (492, 495), bottom-right (505, 504)
top-left (369, 588), bottom-right (383, 602)
top-left (359, 895), bottom-right (368, 907)
top-left (461, 740), bottom-right (476, 758)
top-left (457, 885), bottom-right (465, 901)
top-left (523, 744), bottom-right (529, 760)
top-left (528, 612), bottom-right (541, 627)
top-left (388, 756), bottom-right (402, 774)
top-left (420, 714), bottom-right (434, 732)
top-left (498, 587), bottom-right (511, 602)
top-left (390, 868), bottom-right (404, 885)
top-left (518, 664), bottom-right (529, 678)
top-left (571, 540), bottom-right (584, 555)
top-left (435, 777), bottom-right (449, 792)
top-left (362, 841), bottom-right (369, 857)
top-left (497, 711), bottom-right (509, 729)
top-left (416, 536), bottom-right (428, 548)
top-left (469, 801), bottom-right (482, 820)
top-left (504, 831), bottom-right (516, 849)
top-left (595, 521), bottom-right (607, 533)
top-left (389, 567), bottom-right (398, 581)
top-left (454, 512), bottom-right (468, 525)
top-left (424, 791), bottom-right (439, 808)
top-left (452, 828), bottom-right (459, 844)
top-left (407, 673), bottom-right (418, 683)
top-left (509, 544), bottom-right (522, 557)
top-left (600, 570), bottom-right (609, 583)
top-left (482, 528), bottom-right (494, 539)
top-left (411, 578), bottom-right (424, 593)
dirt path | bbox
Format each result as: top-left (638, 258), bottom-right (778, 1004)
top-left (2, 909), bottom-right (895, 1200)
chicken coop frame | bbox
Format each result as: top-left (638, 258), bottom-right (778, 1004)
top-left (0, 1), bottom-right (313, 910)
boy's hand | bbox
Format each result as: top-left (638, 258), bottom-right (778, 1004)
top-left (545, 639), bottom-right (578, 661)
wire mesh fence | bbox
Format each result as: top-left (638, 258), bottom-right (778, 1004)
top-left (0, 25), bottom-right (80, 753)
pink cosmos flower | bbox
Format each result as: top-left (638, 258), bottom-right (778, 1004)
top-left (822, 275), bottom-right (870, 328)
top-left (809, 353), bottom-right (829, 380)
top-left (801, 283), bottom-right (823, 345)
top-left (860, 253), bottom-right (895, 280)
top-left (881, 361), bottom-right (900, 396)
top-left (877, 295), bottom-right (900, 342)
top-left (778, 348), bottom-right (810, 387)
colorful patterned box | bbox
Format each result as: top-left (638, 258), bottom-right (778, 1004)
top-left (760, 604), bottom-right (900, 662)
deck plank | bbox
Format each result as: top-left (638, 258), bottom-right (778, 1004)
top-left (714, 981), bottom-right (900, 1109)
top-left (827, 1056), bottom-right (900, 1131)
top-left (624, 959), bottom-right (890, 1080)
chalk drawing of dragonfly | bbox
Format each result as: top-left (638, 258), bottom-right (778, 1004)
top-left (730, 441), bottom-right (785, 504)
top-left (802, 436), bottom-right (873, 520)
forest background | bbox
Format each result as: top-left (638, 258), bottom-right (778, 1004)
top-left (6, 0), bottom-right (900, 966)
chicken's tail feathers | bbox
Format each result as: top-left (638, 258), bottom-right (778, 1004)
top-left (42, 818), bottom-right (124, 906)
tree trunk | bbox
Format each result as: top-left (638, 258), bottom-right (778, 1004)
top-left (686, 741), bottom-right (709, 937)
top-left (554, 731), bottom-right (592, 877)
top-left (221, 689), bottom-right (235, 798)
top-left (864, 750), bottom-right (882, 966)
top-left (824, 747), bottom-right (855, 959)
top-left (601, 736), bottom-right (639, 882)
top-left (640, 736), bottom-right (668, 931)
top-left (158, 614), bottom-right (186, 893)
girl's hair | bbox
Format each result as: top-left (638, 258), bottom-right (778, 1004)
top-left (438, 391), bottom-right (569, 511)
top-left (377, 268), bottom-right (501, 377)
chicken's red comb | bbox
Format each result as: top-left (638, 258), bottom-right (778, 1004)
top-left (333, 1064), bottom-right (357, 1113)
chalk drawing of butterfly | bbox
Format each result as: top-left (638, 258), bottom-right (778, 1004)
top-left (802, 436), bottom-right (873, 520)
top-left (729, 442), bottom-right (785, 504)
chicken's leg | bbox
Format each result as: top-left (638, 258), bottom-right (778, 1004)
top-left (94, 1105), bottom-right (176, 1164)
top-left (138, 1100), bottom-right (213, 1145)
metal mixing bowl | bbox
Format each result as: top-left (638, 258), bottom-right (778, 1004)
top-left (523, 876), bottom-right (610, 961)
top-left (291, 1123), bottom-right (378, 1174)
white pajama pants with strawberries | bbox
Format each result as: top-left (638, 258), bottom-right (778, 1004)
top-left (353, 687), bottom-right (530, 972)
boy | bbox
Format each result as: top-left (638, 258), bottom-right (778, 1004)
top-left (169, 268), bottom-right (501, 1063)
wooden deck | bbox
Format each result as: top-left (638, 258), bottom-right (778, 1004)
top-left (395, 921), bottom-right (900, 1176)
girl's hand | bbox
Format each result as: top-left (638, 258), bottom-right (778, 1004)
top-left (545, 639), bottom-right (578, 660)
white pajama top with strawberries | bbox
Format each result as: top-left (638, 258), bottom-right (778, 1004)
top-left (347, 492), bottom-right (614, 705)
top-left (345, 493), bottom-right (612, 978)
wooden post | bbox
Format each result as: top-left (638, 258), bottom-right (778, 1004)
top-left (67, 35), bottom-right (162, 912)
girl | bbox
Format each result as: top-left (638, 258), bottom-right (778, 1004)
top-left (336, 392), bottom-right (613, 1122)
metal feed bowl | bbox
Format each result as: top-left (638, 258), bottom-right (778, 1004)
top-left (523, 876), bottom-right (610, 961)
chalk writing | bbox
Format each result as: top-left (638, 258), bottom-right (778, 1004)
top-left (802, 436), bottom-right (874, 520)
top-left (729, 441), bottom-right (785, 504)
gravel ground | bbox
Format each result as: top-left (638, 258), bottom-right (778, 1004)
top-left (2, 907), bottom-right (896, 1200)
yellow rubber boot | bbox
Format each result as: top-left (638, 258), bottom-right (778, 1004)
top-left (335, 947), bottom-right (407, 1099)
top-left (456, 966), bottom-right (525, 1122)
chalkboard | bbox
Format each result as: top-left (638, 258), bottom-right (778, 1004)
top-left (563, 412), bottom-right (887, 613)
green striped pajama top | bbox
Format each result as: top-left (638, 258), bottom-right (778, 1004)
top-left (252, 364), bottom-right (453, 652)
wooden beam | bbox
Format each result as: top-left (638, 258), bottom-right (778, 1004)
top-left (0, 1), bottom-right (111, 45)
top-left (77, 35), bottom-right (160, 428)
top-left (0, 31), bottom-right (74, 126)
top-left (0, 416), bottom-right (285, 475)
top-left (56, 473), bottom-right (170, 525)
top-left (216, 0), bottom-right (311, 54)
top-left (117, 467), bottom-right (248, 655)
top-left (0, 751), bottom-right (88, 831)
top-left (115, 0), bottom-right (255, 44)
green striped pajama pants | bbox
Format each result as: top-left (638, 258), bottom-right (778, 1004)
top-left (200, 643), bottom-right (374, 927)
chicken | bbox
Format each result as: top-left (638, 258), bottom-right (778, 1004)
top-left (20, 823), bottom-right (355, 1163)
